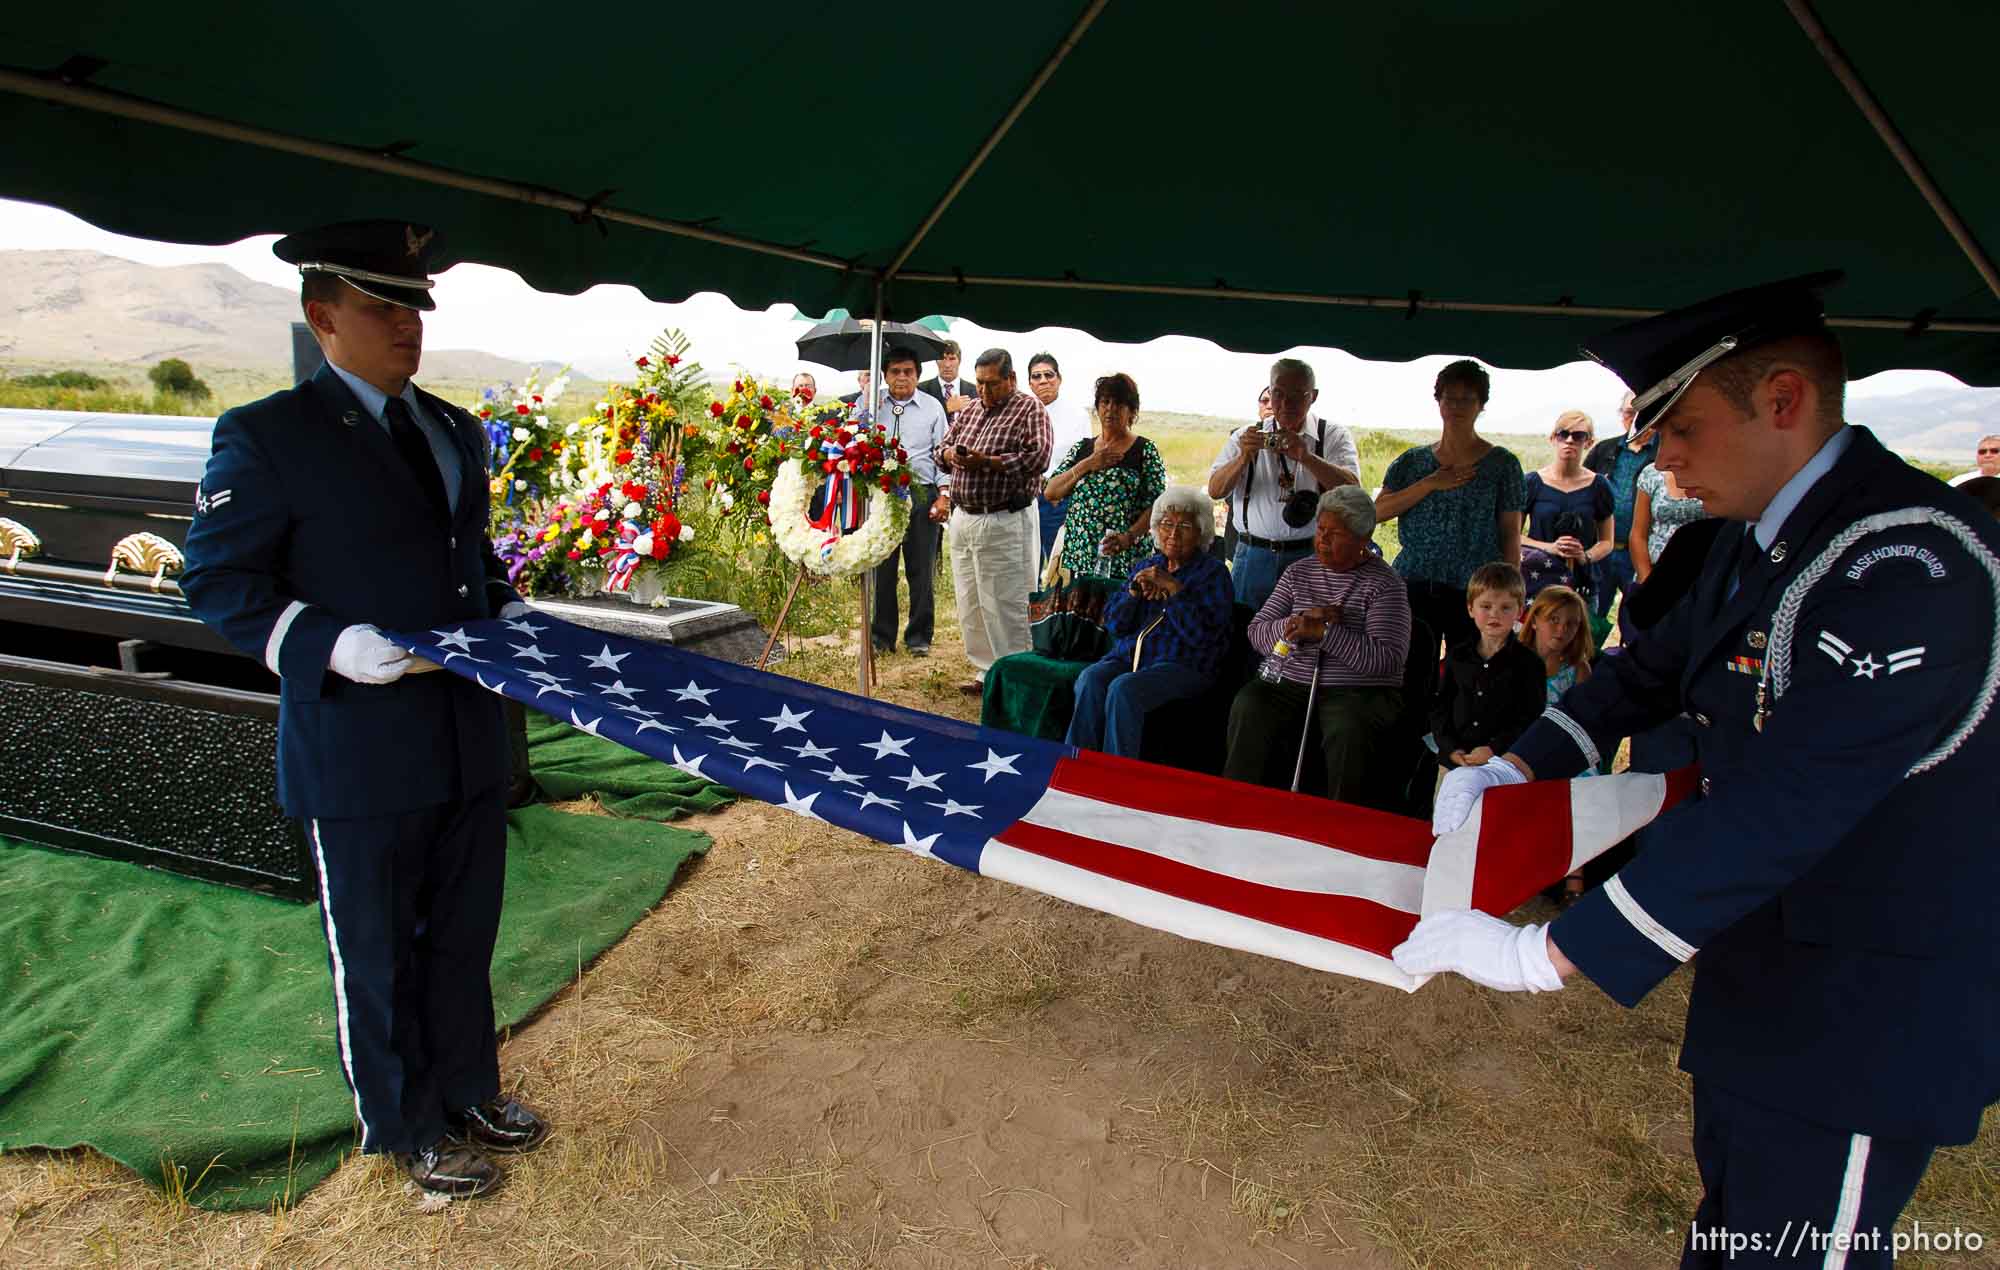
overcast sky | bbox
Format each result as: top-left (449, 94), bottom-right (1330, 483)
top-left (1, 197), bottom-right (1959, 437)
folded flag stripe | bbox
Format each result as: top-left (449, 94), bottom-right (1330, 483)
top-left (393, 615), bottom-right (1689, 993)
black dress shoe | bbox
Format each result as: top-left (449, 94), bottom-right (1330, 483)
top-left (906, 643), bottom-right (931, 658)
top-left (449, 1095), bottom-right (550, 1153)
top-left (395, 1139), bottom-right (501, 1197)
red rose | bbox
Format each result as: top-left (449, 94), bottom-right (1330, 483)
top-left (479, 408), bottom-right (491, 419)
top-left (552, 440), bottom-right (563, 452)
top-left (709, 401), bottom-right (725, 417)
top-left (733, 380), bottom-right (744, 394)
top-left (636, 356), bottom-right (650, 368)
top-left (704, 477), bottom-right (715, 489)
top-left (515, 403), bottom-right (530, 415)
top-left (743, 457), bottom-right (756, 472)
top-left (726, 441), bottom-right (739, 454)
top-left (736, 415), bottom-right (751, 428)
top-left (614, 449), bottom-right (634, 465)
top-left (528, 448), bottom-right (544, 462)
top-left (797, 386), bottom-right (814, 403)
top-left (757, 490), bottom-right (770, 505)
top-left (654, 512), bottom-right (681, 538)
top-left (822, 460), bottom-right (836, 473)
top-left (879, 476), bottom-right (891, 491)
top-left (651, 537), bottom-right (670, 560)
top-left (759, 395), bottom-right (773, 410)
top-left (898, 472), bottom-right (911, 486)
top-left (532, 394), bottom-right (542, 403)
top-left (809, 427), bottom-right (823, 439)
top-left (666, 355), bottom-right (680, 367)
top-left (566, 549), bottom-right (581, 560)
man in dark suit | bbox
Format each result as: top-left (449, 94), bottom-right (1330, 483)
top-left (1397, 273), bottom-right (2000, 1266)
top-left (918, 339), bottom-right (972, 420)
top-left (182, 221), bottom-right (548, 1199)
top-left (838, 368), bottom-right (870, 406)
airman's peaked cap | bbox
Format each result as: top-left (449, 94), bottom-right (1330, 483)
top-left (273, 219), bottom-right (444, 311)
top-left (1583, 270), bottom-right (1844, 439)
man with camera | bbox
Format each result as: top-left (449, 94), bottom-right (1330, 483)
top-left (1207, 358), bottom-right (1360, 608)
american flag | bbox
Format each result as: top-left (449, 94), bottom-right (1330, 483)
top-left (392, 615), bottom-right (1692, 991)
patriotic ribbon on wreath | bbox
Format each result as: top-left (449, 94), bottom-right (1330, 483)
top-left (606, 518), bottom-right (649, 591)
top-left (806, 439), bottom-right (865, 562)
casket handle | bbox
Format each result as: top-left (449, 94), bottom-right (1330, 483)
top-left (0, 517), bottom-right (41, 573)
top-left (107, 532), bottom-right (185, 592)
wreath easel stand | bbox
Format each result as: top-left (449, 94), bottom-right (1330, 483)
top-left (756, 461), bottom-right (905, 692)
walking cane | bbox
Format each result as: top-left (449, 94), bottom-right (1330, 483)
top-left (1290, 641), bottom-right (1327, 794)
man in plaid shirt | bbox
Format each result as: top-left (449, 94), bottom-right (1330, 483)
top-left (932, 349), bottom-right (1053, 694)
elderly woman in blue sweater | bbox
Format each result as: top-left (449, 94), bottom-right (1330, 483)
top-left (1066, 486), bottom-right (1236, 758)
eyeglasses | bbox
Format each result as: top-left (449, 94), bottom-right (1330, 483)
top-left (1028, 371), bottom-right (1058, 382)
top-left (1553, 430), bottom-right (1592, 444)
top-left (1267, 386), bottom-right (1313, 405)
top-left (1980, 448), bottom-right (2000, 456)
top-left (1154, 520), bottom-right (1198, 535)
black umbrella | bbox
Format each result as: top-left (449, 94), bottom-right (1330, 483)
top-left (794, 317), bottom-right (950, 371)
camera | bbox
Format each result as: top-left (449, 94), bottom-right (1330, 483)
top-left (1280, 488), bottom-right (1321, 529)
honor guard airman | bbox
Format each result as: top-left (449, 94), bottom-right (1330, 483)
top-left (182, 221), bottom-right (549, 1197)
top-left (1396, 272), bottom-right (2000, 1266)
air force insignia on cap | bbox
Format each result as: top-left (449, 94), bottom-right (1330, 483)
top-left (1580, 270), bottom-right (1844, 441)
top-left (273, 219), bottom-right (444, 311)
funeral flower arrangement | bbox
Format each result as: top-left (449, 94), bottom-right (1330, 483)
top-left (480, 366), bottom-right (575, 595)
top-left (767, 414), bottom-right (915, 578)
top-left (688, 373), bottom-right (847, 527)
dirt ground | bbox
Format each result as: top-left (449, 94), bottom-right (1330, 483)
top-left (3, 617), bottom-right (1996, 1268)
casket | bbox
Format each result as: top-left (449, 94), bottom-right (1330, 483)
top-left (0, 407), bottom-right (769, 900)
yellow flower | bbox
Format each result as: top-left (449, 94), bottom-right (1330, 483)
top-left (488, 478), bottom-right (502, 494)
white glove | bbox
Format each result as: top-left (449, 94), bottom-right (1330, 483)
top-left (498, 600), bottom-right (533, 620)
top-left (329, 624), bottom-right (412, 685)
top-left (1392, 910), bottom-right (1563, 992)
top-left (1431, 756), bottom-right (1527, 834)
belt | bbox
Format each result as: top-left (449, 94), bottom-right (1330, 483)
top-left (1239, 531), bottom-right (1314, 551)
top-left (956, 495), bottom-right (1033, 515)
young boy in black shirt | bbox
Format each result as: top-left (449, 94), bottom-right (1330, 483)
top-left (1431, 562), bottom-right (1547, 771)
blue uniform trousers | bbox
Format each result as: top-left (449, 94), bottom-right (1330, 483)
top-left (1067, 658), bottom-right (1214, 758)
top-left (307, 791), bottom-right (507, 1154)
top-left (1682, 1081), bottom-right (1934, 1268)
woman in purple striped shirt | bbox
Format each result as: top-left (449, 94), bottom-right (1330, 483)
top-left (1223, 486), bottom-right (1413, 806)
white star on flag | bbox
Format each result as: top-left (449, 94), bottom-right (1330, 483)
top-left (500, 617), bottom-right (545, 635)
top-left (441, 651), bottom-right (487, 668)
top-left (894, 765), bottom-right (944, 792)
top-left (849, 789), bottom-right (901, 811)
top-left (669, 746), bottom-right (707, 778)
top-left (861, 731), bottom-right (914, 761)
top-left (761, 705), bottom-right (813, 733)
top-left (474, 673), bottom-right (505, 694)
top-left (535, 680), bottom-right (580, 699)
top-left (522, 669), bottom-right (565, 685)
top-left (925, 798), bottom-right (982, 818)
top-left (616, 703), bottom-right (663, 719)
top-left (434, 628), bottom-right (482, 653)
top-left (739, 754), bottom-right (787, 773)
top-left (786, 739), bottom-right (838, 761)
top-left (967, 749), bottom-right (1022, 782)
top-left (718, 735), bottom-right (761, 751)
top-left (781, 783), bottom-right (822, 820)
top-left (670, 680), bottom-right (718, 705)
top-left (570, 711), bottom-right (602, 737)
top-left (584, 645), bottom-right (631, 672)
top-left (596, 680), bottom-right (641, 700)
top-left (510, 643), bottom-right (555, 664)
top-left (899, 821), bottom-right (941, 856)
top-left (634, 718), bottom-right (679, 738)
top-left (814, 765), bottom-right (865, 786)
top-left (691, 713), bottom-right (739, 731)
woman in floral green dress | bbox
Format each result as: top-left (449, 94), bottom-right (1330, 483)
top-left (1041, 373), bottom-right (1168, 581)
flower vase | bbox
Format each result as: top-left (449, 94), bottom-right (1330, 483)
top-left (622, 570), bottom-right (668, 607)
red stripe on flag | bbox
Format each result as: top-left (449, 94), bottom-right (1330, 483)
top-left (991, 818), bottom-right (1421, 957)
top-left (1469, 778), bottom-right (1575, 916)
top-left (1048, 752), bottom-right (1435, 867)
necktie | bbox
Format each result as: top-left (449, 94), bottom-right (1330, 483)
top-left (1726, 527), bottom-right (1763, 604)
top-left (383, 396), bottom-right (451, 522)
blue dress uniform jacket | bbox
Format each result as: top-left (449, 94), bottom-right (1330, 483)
top-left (1513, 427), bottom-right (2000, 1145)
top-left (182, 363), bottom-right (522, 818)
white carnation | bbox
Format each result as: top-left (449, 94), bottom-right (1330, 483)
top-left (565, 421), bottom-right (580, 436)
top-left (514, 479), bottom-right (527, 491)
top-left (535, 415), bottom-right (548, 428)
top-left (678, 524), bottom-right (695, 543)
top-left (622, 501), bottom-right (643, 520)
top-left (512, 426), bottom-right (530, 442)
top-left (633, 532), bottom-right (655, 556)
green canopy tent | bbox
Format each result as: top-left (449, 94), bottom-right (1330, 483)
top-left (0, 1), bottom-right (1995, 381)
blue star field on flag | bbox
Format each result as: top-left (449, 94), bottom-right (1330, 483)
top-left (390, 614), bottom-right (1066, 871)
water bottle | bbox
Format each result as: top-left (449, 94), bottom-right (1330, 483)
top-left (1259, 633), bottom-right (1291, 684)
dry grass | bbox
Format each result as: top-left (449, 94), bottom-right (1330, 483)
top-left (5, 579), bottom-right (1997, 1268)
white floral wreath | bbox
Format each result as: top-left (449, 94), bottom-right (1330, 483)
top-left (770, 458), bottom-right (912, 578)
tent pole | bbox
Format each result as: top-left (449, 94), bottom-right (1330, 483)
top-left (858, 277), bottom-right (887, 696)
top-left (1783, 0), bottom-right (2000, 303)
top-left (885, 0), bottom-right (1110, 280)
top-left (891, 270), bottom-right (2000, 333)
top-left (0, 69), bottom-right (851, 275)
